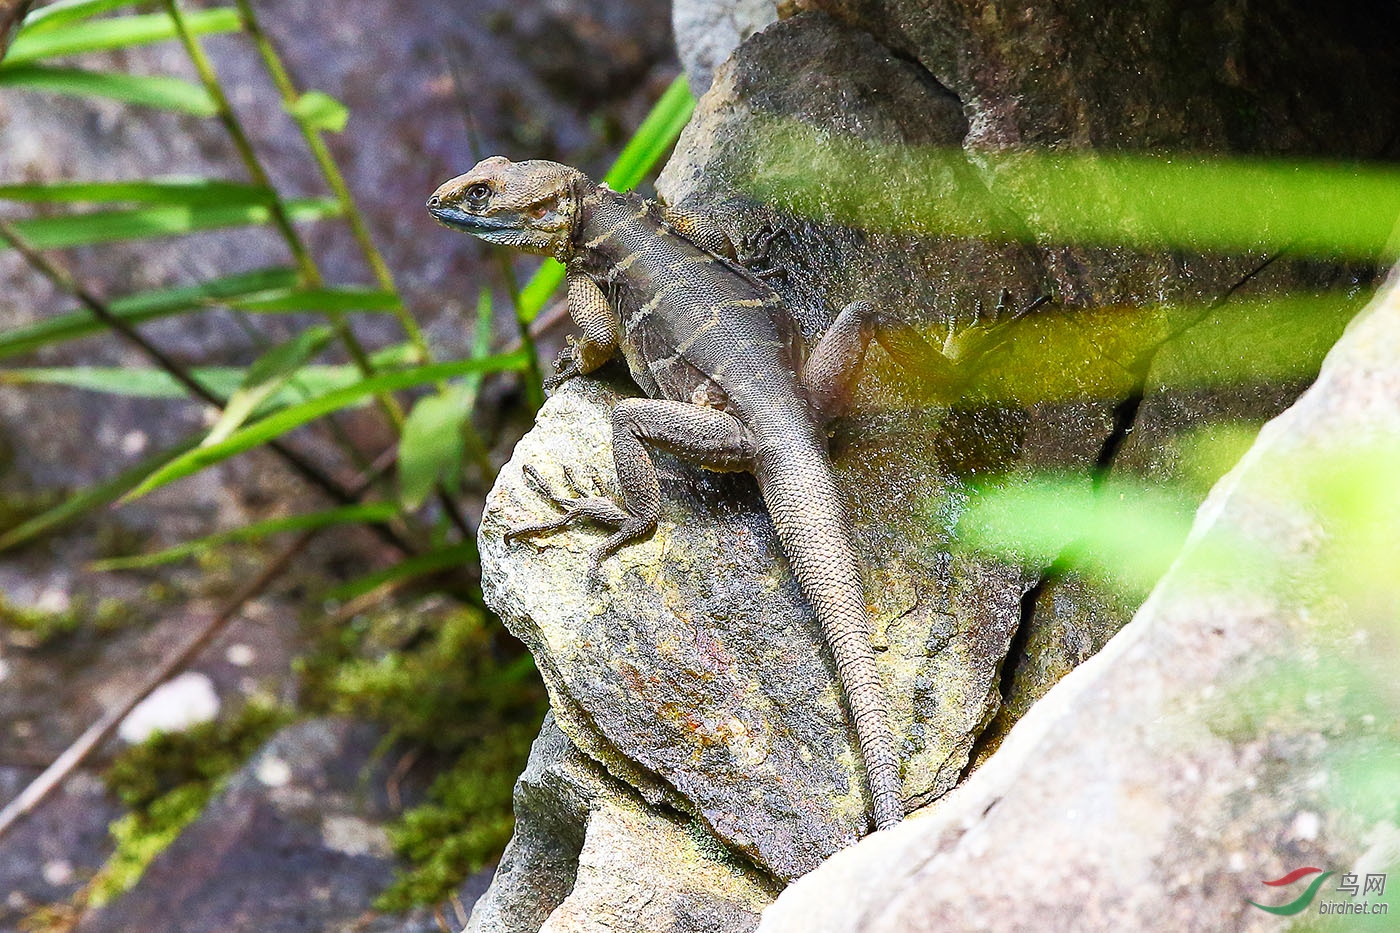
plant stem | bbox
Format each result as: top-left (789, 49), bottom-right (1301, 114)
top-left (0, 219), bottom-right (416, 557)
top-left (231, 0), bottom-right (429, 362)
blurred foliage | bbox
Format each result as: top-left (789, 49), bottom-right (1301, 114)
top-left (0, 0), bottom-right (690, 916)
top-left (86, 701), bottom-right (291, 908)
top-left (299, 598), bottom-right (545, 908)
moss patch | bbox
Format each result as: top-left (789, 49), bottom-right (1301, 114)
top-left (82, 701), bottom-right (291, 908)
top-left (301, 600), bottom-right (547, 909)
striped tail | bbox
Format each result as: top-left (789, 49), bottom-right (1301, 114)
top-left (756, 437), bottom-right (903, 831)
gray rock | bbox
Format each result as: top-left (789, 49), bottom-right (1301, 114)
top-left (76, 718), bottom-right (482, 933)
top-left (479, 365), bottom-right (1026, 883)
top-left (466, 713), bottom-right (775, 933)
top-left (672, 0), bottom-right (782, 95)
top-left (757, 270), bottom-right (1400, 930)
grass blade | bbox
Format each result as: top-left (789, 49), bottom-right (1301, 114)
top-left (516, 74), bottom-right (695, 320)
top-left (0, 64), bottom-right (216, 114)
top-left (0, 197), bottom-right (341, 250)
top-left (5, 8), bottom-right (240, 65)
top-left (0, 433), bottom-right (200, 552)
top-left (322, 543), bottom-right (477, 603)
top-left (0, 266), bottom-right (297, 361)
top-left (18, 0), bottom-right (146, 35)
top-left (201, 326), bottom-right (334, 446)
top-left (227, 286), bottom-right (401, 314)
top-left (124, 352), bottom-right (530, 502)
top-left (0, 177), bottom-right (271, 206)
top-left (91, 502), bottom-right (400, 571)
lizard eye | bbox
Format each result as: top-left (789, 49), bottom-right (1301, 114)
top-left (465, 183), bottom-right (491, 205)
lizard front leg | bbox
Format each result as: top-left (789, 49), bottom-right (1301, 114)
top-left (507, 399), bottom-right (757, 576)
top-left (801, 300), bottom-right (954, 421)
top-left (547, 272), bottom-right (619, 389)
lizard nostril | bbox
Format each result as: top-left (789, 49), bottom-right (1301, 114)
top-left (427, 195), bottom-right (441, 208)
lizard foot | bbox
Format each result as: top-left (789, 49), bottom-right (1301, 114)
top-left (506, 464), bottom-right (629, 543)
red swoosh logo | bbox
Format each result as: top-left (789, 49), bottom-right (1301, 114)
top-left (1263, 867), bottom-right (1324, 886)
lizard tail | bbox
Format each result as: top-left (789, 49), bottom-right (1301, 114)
top-left (756, 438), bottom-right (904, 832)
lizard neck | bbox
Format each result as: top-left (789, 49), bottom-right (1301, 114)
top-left (568, 187), bottom-right (663, 272)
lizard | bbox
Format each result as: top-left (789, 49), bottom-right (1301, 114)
top-left (427, 156), bottom-right (997, 833)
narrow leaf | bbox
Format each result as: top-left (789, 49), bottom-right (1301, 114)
top-left (91, 503), bottom-right (399, 570)
top-left (227, 286), bottom-right (400, 314)
top-left (0, 433), bottom-right (201, 552)
top-left (124, 352), bottom-right (530, 501)
top-left (0, 177), bottom-right (271, 206)
top-left (0, 266), bottom-right (296, 361)
top-left (398, 385), bottom-right (471, 510)
top-left (18, 0), bottom-right (144, 35)
top-left (286, 89), bottom-right (348, 133)
top-left (201, 326), bottom-right (334, 446)
top-left (322, 543), bottom-right (477, 603)
top-left (0, 64), bottom-right (216, 114)
top-left (0, 197), bottom-right (341, 250)
top-left (0, 361), bottom-right (402, 405)
top-left (4, 8), bottom-right (240, 65)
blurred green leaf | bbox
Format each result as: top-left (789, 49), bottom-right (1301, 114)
top-left (91, 502), bottom-right (400, 571)
top-left (19, 0), bottom-right (145, 35)
top-left (0, 365), bottom-right (225, 398)
top-left (399, 385), bottom-right (472, 511)
top-left (4, 8), bottom-right (239, 65)
top-left (285, 89), bottom-right (348, 133)
top-left (124, 352), bottom-right (530, 502)
top-left (0, 433), bottom-right (201, 553)
top-left (0, 266), bottom-right (296, 361)
top-left (323, 543), bottom-right (478, 603)
top-left (0, 177), bottom-right (271, 206)
top-left (0, 64), bottom-right (216, 113)
top-left (0, 197), bottom-right (341, 250)
top-left (955, 475), bottom-right (1195, 592)
top-left (516, 73), bottom-right (695, 320)
top-left (201, 325), bottom-right (334, 447)
top-left (749, 121), bottom-right (1400, 259)
top-left (227, 286), bottom-right (400, 314)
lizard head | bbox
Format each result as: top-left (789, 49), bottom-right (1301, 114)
top-left (427, 156), bottom-right (586, 260)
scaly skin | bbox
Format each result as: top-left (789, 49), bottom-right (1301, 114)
top-left (429, 157), bottom-right (905, 831)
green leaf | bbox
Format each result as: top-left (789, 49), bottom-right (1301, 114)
top-left (0, 360), bottom-right (415, 406)
top-left (322, 543), bottom-right (478, 603)
top-left (398, 385), bottom-right (472, 510)
top-left (516, 74), bottom-right (694, 320)
top-left (0, 197), bottom-right (341, 250)
top-left (286, 89), bottom-right (348, 133)
top-left (0, 64), bottom-right (216, 114)
top-left (91, 502), bottom-right (400, 571)
top-left (202, 326), bottom-right (335, 447)
top-left (0, 267), bottom-right (297, 361)
top-left (18, 0), bottom-right (146, 35)
top-left (227, 286), bottom-right (401, 314)
top-left (0, 365), bottom-right (226, 398)
top-left (5, 8), bottom-right (240, 65)
top-left (124, 352), bottom-right (530, 502)
top-left (0, 433), bottom-right (201, 553)
top-left (0, 177), bottom-right (271, 206)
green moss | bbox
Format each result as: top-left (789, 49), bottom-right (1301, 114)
top-left (301, 601), bottom-right (546, 908)
top-left (0, 594), bottom-right (143, 647)
top-left (374, 720), bottom-right (537, 912)
top-left (105, 700), bottom-right (290, 810)
top-left (81, 700), bottom-right (292, 906)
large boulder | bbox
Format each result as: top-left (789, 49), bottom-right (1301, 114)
top-left (757, 266), bottom-right (1400, 933)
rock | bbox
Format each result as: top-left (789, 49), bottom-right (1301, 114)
top-left (77, 718), bottom-right (483, 933)
top-left (671, 0), bottom-right (781, 95)
top-left (757, 271), bottom-right (1400, 930)
top-left (479, 369), bottom-right (1025, 882)
top-left (466, 713), bottom-right (775, 933)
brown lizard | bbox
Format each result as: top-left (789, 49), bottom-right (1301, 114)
top-left (428, 157), bottom-right (1002, 832)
